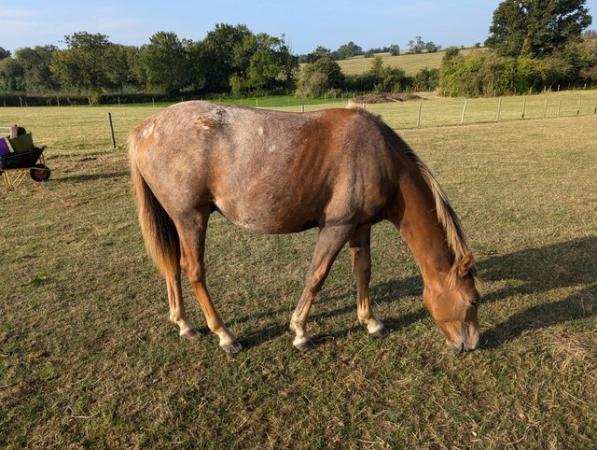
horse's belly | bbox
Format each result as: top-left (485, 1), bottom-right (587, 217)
top-left (214, 198), bottom-right (317, 234)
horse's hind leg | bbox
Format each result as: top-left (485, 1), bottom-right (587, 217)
top-left (349, 226), bottom-right (386, 338)
top-left (290, 225), bottom-right (353, 351)
top-left (166, 269), bottom-right (199, 339)
top-left (175, 206), bottom-right (241, 354)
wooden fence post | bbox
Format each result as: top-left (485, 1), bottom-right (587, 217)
top-left (108, 112), bottom-right (116, 149)
top-left (301, 104), bottom-right (305, 113)
top-left (152, 97), bottom-right (155, 108)
top-left (460, 99), bottom-right (468, 125)
top-left (521, 97), bottom-right (526, 119)
top-left (417, 101), bottom-right (423, 128)
top-left (576, 95), bottom-right (581, 115)
top-left (496, 98), bottom-right (502, 121)
top-left (557, 100), bottom-right (562, 117)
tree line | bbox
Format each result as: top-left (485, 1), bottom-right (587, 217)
top-left (0, 24), bottom-right (442, 100)
top-left (0, 0), bottom-right (594, 101)
top-left (0, 24), bottom-right (298, 97)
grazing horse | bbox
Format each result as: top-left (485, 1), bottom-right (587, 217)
top-left (129, 101), bottom-right (480, 354)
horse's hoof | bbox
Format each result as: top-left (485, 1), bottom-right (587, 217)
top-left (221, 340), bottom-right (242, 354)
top-left (180, 328), bottom-right (200, 340)
top-left (293, 338), bottom-right (315, 352)
top-left (370, 326), bottom-right (388, 339)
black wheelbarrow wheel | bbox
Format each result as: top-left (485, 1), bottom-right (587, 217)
top-left (30, 164), bottom-right (51, 182)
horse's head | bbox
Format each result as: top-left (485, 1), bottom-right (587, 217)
top-left (423, 252), bottom-right (480, 352)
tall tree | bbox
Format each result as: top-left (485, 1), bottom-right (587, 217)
top-left (306, 46), bottom-right (332, 62)
top-left (140, 32), bottom-right (190, 94)
top-left (51, 32), bottom-right (112, 92)
top-left (0, 58), bottom-right (24, 91)
top-left (246, 33), bottom-right (297, 92)
top-left (199, 24), bottom-right (253, 92)
top-left (486, 0), bottom-right (592, 57)
top-left (104, 45), bottom-right (144, 91)
top-left (15, 46), bottom-right (58, 93)
top-left (334, 41), bottom-right (363, 59)
top-left (0, 47), bottom-right (11, 60)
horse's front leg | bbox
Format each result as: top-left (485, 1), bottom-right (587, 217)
top-left (290, 225), bottom-right (353, 351)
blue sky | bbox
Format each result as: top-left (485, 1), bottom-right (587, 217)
top-left (1, 0), bottom-right (596, 54)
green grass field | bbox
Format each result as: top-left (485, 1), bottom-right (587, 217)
top-left (1, 101), bottom-right (596, 448)
top-left (336, 48), bottom-right (478, 75)
top-left (274, 90), bottom-right (597, 129)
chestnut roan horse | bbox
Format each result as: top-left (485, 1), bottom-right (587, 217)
top-left (129, 101), bottom-right (480, 354)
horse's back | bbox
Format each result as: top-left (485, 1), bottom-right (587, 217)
top-left (130, 102), bottom-right (398, 232)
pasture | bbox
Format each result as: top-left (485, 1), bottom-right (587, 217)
top-left (1, 102), bottom-right (596, 448)
top-left (336, 48), bottom-right (478, 75)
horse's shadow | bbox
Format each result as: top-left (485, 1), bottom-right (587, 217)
top-left (242, 236), bottom-right (596, 350)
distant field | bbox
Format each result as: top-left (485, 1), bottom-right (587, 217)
top-left (336, 48), bottom-right (478, 75)
top-left (1, 102), bottom-right (596, 447)
top-left (272, 89), bottom-right (597, 129)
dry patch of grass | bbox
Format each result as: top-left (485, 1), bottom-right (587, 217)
top-left (0, 107), bottom-right (595, 448)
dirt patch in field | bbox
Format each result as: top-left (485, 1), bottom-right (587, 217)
top-left (351, 93), bottom-right (423, 104)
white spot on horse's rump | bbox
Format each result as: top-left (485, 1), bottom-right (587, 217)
top-left (268, 144), bottom-right (277, 152)
top-left (142, 122), bottom-right (155, 139)
top-left (257, 127), bottom-right (264, 136)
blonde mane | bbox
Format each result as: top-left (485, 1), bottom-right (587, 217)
top-left (374, 116), bottom-right (475, 276)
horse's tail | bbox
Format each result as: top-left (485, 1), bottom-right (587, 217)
top-left (128, 134), bottom-right (180, 276)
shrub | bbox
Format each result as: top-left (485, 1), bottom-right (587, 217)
top-left (414, 68), bottom-right (440, 91)
top-left (439, 49), bottom-right (575, 96)
top-left (296, 56), bottom-right (344, 97)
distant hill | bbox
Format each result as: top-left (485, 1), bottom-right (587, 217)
top-left (336, 48), bottom-right (480, 75)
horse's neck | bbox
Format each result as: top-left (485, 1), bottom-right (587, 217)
top-left (395, 170), bottom-right (454, 291)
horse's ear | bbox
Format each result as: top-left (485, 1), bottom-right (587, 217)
top-left (457, 252), bottom-right (475, 277)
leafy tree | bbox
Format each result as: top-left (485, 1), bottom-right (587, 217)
top-left (246, 34), bottom-right (297, 92)
top-left (334, 41), bottom-right (363, 59)
top-left (296, 56), bottom-right (344, 97)
top-left (425, 41), bottom-right (440, 53)
top-left (486, 0), bottom-right (592, 57)
top-left (51, 32), bottom-right (112, 92)
top-left (140, 32), bottom-right (190, 94)
top-left (408, 36), bottom-right (426, 53)
top-left (0, 58), bottom-right (24, 91)
top-left (105, 45), bottom-right (144, 91)
top-left (370, 56), bottom-right (385, 77)
top-left (414, 67), bottom-right (440, 91)
top-left (306, 46), bottom-right (332, 62)
top-left (388, 44), bottom-right (400, 56)
top-left (15, 46), bottom-right (59, 93)
top-left (199, 24), bottom-right (253, 92)
top-left (0, 47), bottom-right (11, 60)
top-left (443, 47), bottom-right (461, 62)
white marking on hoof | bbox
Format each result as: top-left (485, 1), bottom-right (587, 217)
top-left (221, 340), bottom-right (242, 354)
top-left (180, 328), bottom-right (199, 340)
top-left (216, 326), bottom-right (241, 353)
top-left (293, 336), bottom-right (314, 352)
top-left (366, 319), bottom-right (386, 335)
